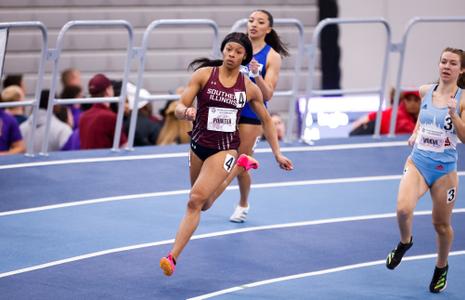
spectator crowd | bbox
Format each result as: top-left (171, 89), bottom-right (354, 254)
top-left (0, 69), bottom-right (196, 155)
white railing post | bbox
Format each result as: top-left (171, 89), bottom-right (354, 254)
top-left (303, 18), bottom-right (392, 142)
top-left (125, 19), bottom-right (220, 150)
top-left (0, 22), bottom-right (48, 156)
top-left (41, 20), bottom-right (134, 155)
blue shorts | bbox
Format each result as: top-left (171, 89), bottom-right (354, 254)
top-left (411, 154), bottom-right (456, 187)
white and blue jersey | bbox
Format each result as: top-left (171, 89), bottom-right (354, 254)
top-left (410, 84), bottom-right (463, 186)
top-left (239, 44), bottom-right (272, 121)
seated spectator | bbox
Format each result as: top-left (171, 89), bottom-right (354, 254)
top-left (0, 107), bottom-right (25, 155)
top-left (53, 104), bottom-right (74, 130)
top-left (123, 82), bottom-right (162, 146)
top-left (350, 89), bottom-right (421, 136)
top-left (79, 73), bottom-right (127, 149)
top-left (61, 68), bottom-right (88, 112)
top-left (401, 90), bottom-right (421, 123)
top-left (1, 85), bottom-right (27, 124)
top-left (59, 85), bottom-right (83, 151)
top-left (156, 100), bottom-right (191, 145)
top-left (271, 113), bottom-right (285, 141)
top-left (3, 74), bottom-right (26, 94)
top-left (60, 85), bottom-right (83, 129)
top-left (110, 80), bottom-right (124, 115)
top-left (61, 68), bottom-right (82, 90)
top-left (261, 112), bottom-right (286, 141)
top-left (61, 128), bottom-right (80, 151)
top-left (20, 90), bottom-right (72, 153)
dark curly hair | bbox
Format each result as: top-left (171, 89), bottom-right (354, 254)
top-left (188, 32), bottom-right (253, 71)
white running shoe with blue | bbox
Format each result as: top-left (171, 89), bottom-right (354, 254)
top-left (230, 205), bottom-right (249, 223)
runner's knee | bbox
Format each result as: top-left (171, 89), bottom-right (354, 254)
top-left (187, 191), bottom-right (208, 211)
top-left (396, 204), bottom-right (414, 220)
top-left (432, 222), bottom-right (452, 236)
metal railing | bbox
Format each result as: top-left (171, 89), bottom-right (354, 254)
top-left (302, 18), bottom-right (392, 141)
top-left (389, 16), bottom-right (465, 136)
top-left (7, 16), bottom-right (462, 156)
top-left (41, 20), bottom-right (134, 155)
top-left (230, 18), bottom-right (306, 142)
top-left (125, 19), bottom-right (220, 150)
top-left (0, 22), bottom-right (48, 156)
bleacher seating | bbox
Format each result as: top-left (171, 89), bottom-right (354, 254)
top-left (1, 0), bottom-right (320, 115)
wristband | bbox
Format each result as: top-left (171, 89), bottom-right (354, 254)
top-left (250, 69), bottom-right (260, 78)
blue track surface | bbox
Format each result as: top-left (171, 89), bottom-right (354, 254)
top-left (1, 137), bottom-right (464, 299)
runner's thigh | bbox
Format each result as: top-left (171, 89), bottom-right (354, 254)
top-left (430, 172), bottom-right (458, 224)
top-left (191, 150), bottom-right (238, 199)
top-left (397, 158), bottom-right (429, 210)
top-left (238, 124), bottom-right (262, 155)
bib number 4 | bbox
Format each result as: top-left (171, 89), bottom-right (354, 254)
top-left (223, 154), bottom-right (236, 172)
top-left (235, 91), bottom-right (246, 108)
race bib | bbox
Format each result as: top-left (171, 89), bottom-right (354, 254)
top-left (223, 154), bottom-right (235, 172)
top-left (207, 107), bottom-right (237, 132)
top-left (235, 91), bottom-right (246, 108)
top-left (416, 125), bottom-right (446, 153)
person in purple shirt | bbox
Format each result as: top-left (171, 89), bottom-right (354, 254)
top-left (61, 128), bottom-right (80, 151)
top-left (0, 109), bottom-right (25, 155)
top-left (60, 85), bottom-right (83, 130)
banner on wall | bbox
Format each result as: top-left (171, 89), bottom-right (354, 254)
top-left (0, 28), bottom-right (9, 79)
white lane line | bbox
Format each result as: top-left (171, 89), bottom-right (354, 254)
top-left (0, 239), bottom-right (172, 279)
top-left (0, 189), bottom-right (191, 217)
top-left (0, 152), bottom-right (188, 170)
top-left (0, 141), bottom-right (407, 170)
top-left (1, 209), bottom-right (464, 279)
top-left (0, 174), bottom-right (402, 217)
top-left (187, 250), bottom-right (465, 300)
top-left (2, 172), bottom-right (464, 217)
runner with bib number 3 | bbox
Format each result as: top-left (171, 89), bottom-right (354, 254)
top-left (386, 47), bottom-right (465, 293)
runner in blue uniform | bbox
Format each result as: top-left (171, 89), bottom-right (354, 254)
top-left (386, 47), bottom-right (465, 293)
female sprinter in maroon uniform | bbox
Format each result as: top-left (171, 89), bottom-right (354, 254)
top-left (159, 32), bottom-right (293, 276)
top-left (207, 10), bottom-right (289, 223)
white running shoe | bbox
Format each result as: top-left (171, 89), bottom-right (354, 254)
top-left (229, 205), bottom-right (249, 223)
